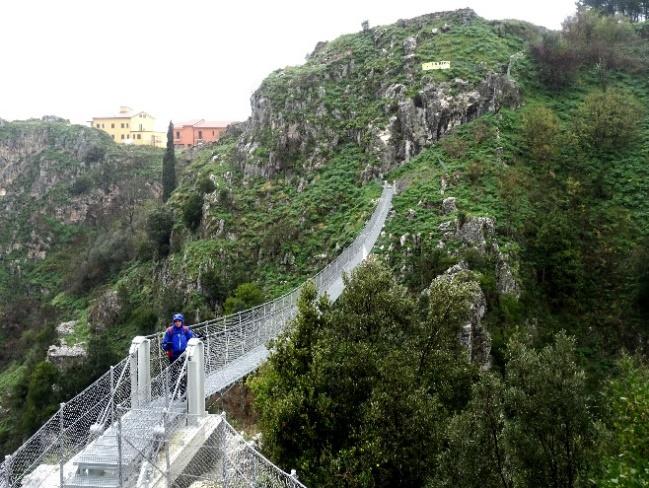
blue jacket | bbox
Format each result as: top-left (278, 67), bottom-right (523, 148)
top-left (162, 325), bottom-right (194, 360)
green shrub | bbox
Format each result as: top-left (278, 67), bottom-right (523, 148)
top-left (595, 356), bottom-right (649, 486)
top-left (574, 88), bottom-right (644, 152)
top-left (200, 268), bottom-right (227, 308)
top-left (197, 177), bottom-right (216, 194)
top-left (70, 175), bottom-right (93, 195)
top-left (564, 9), bottom-right (641, 70)
top-left (67, 232), bottom-right (134, 294)
top-left (129, 306), bottom-right (159, 335)
top-left (84, 144), bottom-right (106, 163)
top-left (182, 193), bottom-right (204, 232)
top-left (530, 32), bottom-right (581, 89)
top-left (22, 361), bottom-right (60, 435)
top-left (522, 106), bottom-right (561, 164)
top-left (217, 188), bottom-right (233, 208)
top-left (146, 206), bottom-right (175, 258)
top-left (223, 283), bottom-right (265, 315)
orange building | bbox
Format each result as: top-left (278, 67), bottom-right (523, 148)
top-left (173, 120), bottom-right (231, 148)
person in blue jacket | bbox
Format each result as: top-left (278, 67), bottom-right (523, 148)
top-left (162, 313), bottom-right (194, 363)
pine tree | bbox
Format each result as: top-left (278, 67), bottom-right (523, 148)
top-left (161, 121), bottom-right (176, 202)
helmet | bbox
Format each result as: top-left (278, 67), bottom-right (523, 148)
top-left (172, 313), bottom-right (185, 324)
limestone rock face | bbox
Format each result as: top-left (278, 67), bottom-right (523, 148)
top-left (229, 9), bottom-right (519, 182)
top-left (432, 263), bottom-right (490, 368)
top-left (438, 215), bottom-right (495, 252)
top-left (436, 213), bottom-right (520, 297)
top-left (494, 245), bottom-right (521, 298)
top-left (56, 320), bottom-right (78, 335)
top-left (441, 197), bottom-right (457, 214)
top-left (47, 319), bottom-right (86, 370)
top-left (47, 343), bottom-right (87, 369)
top-left (0, 120), bottom-right (160, 260)
top-left (89, 290), bottom-right (124, 332)
top-left (379, 74), bottom-right (520, 166)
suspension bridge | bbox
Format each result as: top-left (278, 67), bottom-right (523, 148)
top-left (0, 182), bottom-right (395, 488)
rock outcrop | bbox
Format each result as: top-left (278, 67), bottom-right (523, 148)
top-left (47, 319), bottom-right (87, 370)
top-left (377, 74), bottom-right (519, 166)
top-left (0, 120), bottom-right (160, 260)
top-left (47, 343), bottom-right (87, 369)
top-left (89, 290), bottom-right (124, 332)
top-left (438, 215), bottom-right (496, 252)
top-left (431, 262), bottom-right (490, 368)
top-left (229, 9), bottom-right (520, 182)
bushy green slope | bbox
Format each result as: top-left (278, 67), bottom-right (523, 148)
top-left (2, 9), bottom-right (649, 485)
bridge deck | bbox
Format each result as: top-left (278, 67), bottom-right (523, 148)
top-left (205, 345), bottom-right (269, 396)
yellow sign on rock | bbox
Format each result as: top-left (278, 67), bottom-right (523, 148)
top-left (422, 61), bottom-right (451, 71)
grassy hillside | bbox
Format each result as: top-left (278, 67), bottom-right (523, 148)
top-left (1, 7), bottom-right (648, 486)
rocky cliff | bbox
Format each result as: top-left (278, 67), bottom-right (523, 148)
top-left (233, 9), bottom-right (520, 182)
top-left (0, 119), bottom-right (162, 260)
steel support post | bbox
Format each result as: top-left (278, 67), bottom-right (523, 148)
top-left (59, 402), bottom-right (65, 488)
top-left (163, 410), bottom-right (171, 488)
top-left (129, 336), bottom-right (151, 408)
top-left (109, 366), bottom-right (115, 425)
top-left (3, 454), bottom-right (12, 488)
top-left (186, 339), bottom-right (206, 423)
top-left (117, 411), bottom-right (123, 488)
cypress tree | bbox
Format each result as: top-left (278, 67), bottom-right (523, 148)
top-left (162, 121), bottom-right (176, 202)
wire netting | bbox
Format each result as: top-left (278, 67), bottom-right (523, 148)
top-left (123, 410), bottom-right (307, 488)
top-left (0, 182), bottom-right (394, 488)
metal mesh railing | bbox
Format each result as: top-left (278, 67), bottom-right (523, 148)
top-left (145, 182), bottom-right (395, 394)
top-left (0, 182), bottom-right (394, 488)
top-left (1, 357), bottom-right (131, 488)
top-left (122, 409), bottom-right (307, 488)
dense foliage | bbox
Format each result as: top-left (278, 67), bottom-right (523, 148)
top-left (252, 261), bottom-right (646, 487)
top-left (580, 0), bottom-right (649, 21)
top-left (250, 260), bottom-right (477, 487)
top-left (1, 7), bottom-right (648, 487)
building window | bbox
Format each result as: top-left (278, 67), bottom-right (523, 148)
top-left (121, 123), bottom-right (124, 128)
top-left (102, 124), bottom-right (105, 128)
top-left (126, 123), bottom-right (129, 128)
top-left (111, 123), bottom-right (115, 128)
top-left (126, 134), bottom-right (130, 139)
top-left (121, 134), bottom-right (125, 140)
top-left (137, 134), bottom-right (141, 139)
top-left (212, 130), bottom-right (215, 136)
top-left (198, 130), bottom-right (202, 139)
top-left (176, 131), bottom-right (180, 139)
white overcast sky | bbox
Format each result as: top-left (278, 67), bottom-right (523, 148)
top-left (0, 0), bottom-right (577, 129)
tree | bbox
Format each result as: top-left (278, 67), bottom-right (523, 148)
top-left (595, 356), bottom-right (649, 486)
top-left (22, 361), bottom-right (60, 435)
top-left (162, 121), bottom-right (176, 202)
top-left (223, 282), bottom-right (265, 314)
top-left (522, 106), bottom-right (562, 165)
top-left (504, 333), bottom-right (595, 488)
top-left (146, 206), bottom-right (174, 258)
top-left (579, 0), bottom-right (649, 22)
top-left (250, 259), bottom-right (474, 487)
top-left (574, 89), bottom-right (644, 153)
top-left (530, 32), bottom-right (582, 89)
top-left (432, 374), bottom-right (512, 488)
top-left (434, 333), bottom-right (596, 488)
top-left (182, 192), bottom-right (204, 232)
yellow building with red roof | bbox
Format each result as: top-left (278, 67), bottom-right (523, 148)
top-left (90, 106), bottom-right (166, 147)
